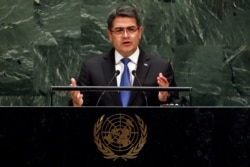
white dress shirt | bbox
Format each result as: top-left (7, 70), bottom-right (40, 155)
top-left (115, 47), bottom-right (140, 86)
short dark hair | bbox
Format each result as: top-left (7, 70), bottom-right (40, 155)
top-left (107, 5), bottom-right (141, 30)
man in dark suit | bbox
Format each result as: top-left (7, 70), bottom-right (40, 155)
top-left (69, 5), bottom-right (179, 106)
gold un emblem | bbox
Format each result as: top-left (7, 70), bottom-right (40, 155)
top-left (93, 113), bottom-right (147, 161)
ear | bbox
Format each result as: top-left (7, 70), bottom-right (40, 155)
top-left (138, 26), bottom-right (143, 39)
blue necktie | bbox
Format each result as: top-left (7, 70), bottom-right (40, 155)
top-left (120, 58), bottom-right (131, 106)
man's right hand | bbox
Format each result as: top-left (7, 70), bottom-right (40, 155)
top-left (69, 78), bottom-right (83, 106)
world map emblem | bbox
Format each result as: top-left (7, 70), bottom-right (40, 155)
top-left (93, 113), bottom-right (147, 161)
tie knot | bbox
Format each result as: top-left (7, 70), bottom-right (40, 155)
top-left (121, 58), bottom-right (131, 65)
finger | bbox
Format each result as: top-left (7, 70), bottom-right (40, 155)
top-left (157, 77), bottom-right (167, 84)
top-left (77, 92), bottom-right (82, 99)
top-left (71, 78), bottom-right (77, 86)
top-left (157, 74), bottom-right (169, 87)
top-left (71, 91), bottom-right (80, 100)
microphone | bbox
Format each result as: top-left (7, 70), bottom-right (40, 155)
top-left (132, 70), bottom-right (148, 106)
top-left (96, 70), bottom-right (120, 106)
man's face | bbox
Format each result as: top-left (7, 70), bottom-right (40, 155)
top-left (108, 16), bottom-right (143, 57)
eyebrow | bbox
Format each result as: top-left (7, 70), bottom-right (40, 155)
top-left (113, 26), bottom-right (137, 29)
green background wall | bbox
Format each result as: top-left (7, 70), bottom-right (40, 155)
top-left (0, 0), bottom-right (249, 106)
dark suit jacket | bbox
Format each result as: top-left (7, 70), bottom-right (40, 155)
top-left (76, 48), bottom-right (179, 106)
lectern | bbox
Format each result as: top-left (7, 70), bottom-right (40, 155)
top-left (0, 107), bottom-right (250, 167)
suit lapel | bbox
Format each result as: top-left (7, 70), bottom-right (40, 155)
top-left (102, 49), bottom-right (122, 106)
top-left (129, 50), bottom-right (151, 105)
top-left (102, 52), bottom-right (116, 86)
top-left (134, 51), bottom-right (151, 85)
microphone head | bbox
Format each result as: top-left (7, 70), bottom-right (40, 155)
top-left (115, 70), bottom-right (120, 76)
top-left (132, 70), bottom-right (136, 76)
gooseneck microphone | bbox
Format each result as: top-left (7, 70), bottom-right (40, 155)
top-left (96, 70), bottom-right (120, 106)
top-left (132, 70), bottom-right (148, 106)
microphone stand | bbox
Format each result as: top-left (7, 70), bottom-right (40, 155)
top-left (132, 70), bottom-right (148, 106)
top-left (95, 70), bottom-right (120, 106)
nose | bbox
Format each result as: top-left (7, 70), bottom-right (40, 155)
top-left (122, 29), bottom-right (129, 37)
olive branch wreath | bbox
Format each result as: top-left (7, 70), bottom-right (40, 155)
top-left (93, 114), bottom-right (147, 161)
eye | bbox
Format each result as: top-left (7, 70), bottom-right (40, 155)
top-left (127, 27), bottom-right (138, 33)
top-left (114, 28), bottom-right (124, 33)
top-left (111, 26), bottom-right (139, 35)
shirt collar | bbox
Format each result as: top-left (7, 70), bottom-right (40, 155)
top-left (115, 47), bottom-right (140, 65)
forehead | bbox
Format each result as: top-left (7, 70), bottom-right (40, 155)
top-left (112, 17), bottom-right (137, 28)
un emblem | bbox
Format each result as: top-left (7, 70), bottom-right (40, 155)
top-left (93, 113), bottom-right (147, 161)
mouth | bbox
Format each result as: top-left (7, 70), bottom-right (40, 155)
top-left (121, 41), bottom-right (131, 45)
